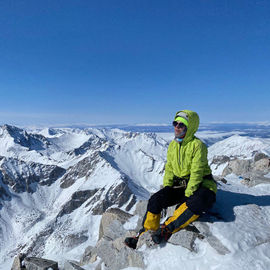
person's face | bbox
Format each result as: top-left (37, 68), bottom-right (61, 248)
top-left (173, 121), bottom-right (187, 137)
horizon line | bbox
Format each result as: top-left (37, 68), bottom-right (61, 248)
top-left (1, 121), bottom-right (270, 129)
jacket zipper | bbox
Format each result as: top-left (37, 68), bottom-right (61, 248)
top-left (178, 143), bottom-right (181, 166)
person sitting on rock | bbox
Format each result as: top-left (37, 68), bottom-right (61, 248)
top-left (125, 110), bottom-right (217, 248)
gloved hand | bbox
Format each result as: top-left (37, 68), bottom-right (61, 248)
top-left (163, 185), bottom-right (173, 190)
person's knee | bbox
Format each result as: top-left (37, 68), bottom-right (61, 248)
top-left (147, 187), bottom-right (170, 213)
top-left (186, 187), bottom-right (216, 215)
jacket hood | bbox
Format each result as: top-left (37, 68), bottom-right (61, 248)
top-left (174, 110), bottom-right (199, 144)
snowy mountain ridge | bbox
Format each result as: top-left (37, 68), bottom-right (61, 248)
top-left (0, 125), bottom-right (270, 269)
top-left (208, 134), bottom-right (270, 161)
top-left (0, 125), bottom-right (168, 269)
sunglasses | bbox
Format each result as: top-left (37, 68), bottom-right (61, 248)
top-left (172, 121), bottom-right (186, 128)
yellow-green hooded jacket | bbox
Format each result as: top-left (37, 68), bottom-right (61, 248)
top-left (163, 110), bottom-right (217, 197)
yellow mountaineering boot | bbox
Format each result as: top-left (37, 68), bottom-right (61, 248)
top-left (124, 211), bottom-right (161, 249)
top-left (143, 211), bottom-right (161, 231)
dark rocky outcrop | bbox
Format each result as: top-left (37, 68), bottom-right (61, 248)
top-left (60, 153), bottom-right (101, 189)
top-left (1, 124), bottom-right (51, 151)
top-left (59, 177), bottom-right (136, 219)
top-left (0, 171), bottom-right (11, 204)
top-left (24, 257), bottom-right (58, 270)
top-left (57, 189), bottom-right (98, 218)
top-left (0, 157), bottom-right (66, 193)
top-left (211, 155), bottom-right (230, 165)
top-left (90, 181), bottom-right (136, 215)
top-left (254, 152), bottom-right (269, 162)
top-left (70, 136), bottom-right (105, 157)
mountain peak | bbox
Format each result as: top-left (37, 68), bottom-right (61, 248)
top-left (1, 124), bottom-right (25, 136)
top-left (208, 135), bottom-right (270, 160)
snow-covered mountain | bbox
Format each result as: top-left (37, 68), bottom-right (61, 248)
top-left (0, 125), bottom-right (270, 269)
top-left (208, 135), bottom-right (270, 160)
top-left (0, 125), bottom-right (168, 269)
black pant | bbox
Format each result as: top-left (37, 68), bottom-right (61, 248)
top-left (147, 186), bottom-right (216, 215)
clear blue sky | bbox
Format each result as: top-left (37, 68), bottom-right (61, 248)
top-left (0, 0), bottom-right (269, 126)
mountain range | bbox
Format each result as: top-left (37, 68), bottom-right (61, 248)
top-left (0, 124), bottom-right (270, 269)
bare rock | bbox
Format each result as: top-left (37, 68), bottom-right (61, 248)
top-left (111, 231), bottom-right (137, 251)
top-left (120, 247), bottom-right (145, 269)
top-left (168, 229), bottom-right (197, 251)
top-left (134, 200), bottom-right (147, 231)
top-left (0, 158), bottom-right (65, 193)
top-left (136, 228), bottom-right (198, 252)
top-left (211, 155), bottom-right (230, 165)
top-left (57, 190), bottom-right (98, 218)
top-left (222, 159), bottom-right (252, 177)
top-left (103, 219), bottom-right (127, 241)
top-left (134, 200), bottom-right (148, 217)
top-left (99, 208), bottom-right (133, 240)
top-left (11, 253), bottom-right (26, 270)
top-left (112, 236), bottom-right (128, 251)
top-left (80, 233), bottom-right (138, 266)
top-left (23, 257), bottom-right (58, 270)
top-left (254, 152), bottom-right (269, 162)
top-left (220, 178), bottom-right (228, 184)
top-left (60, 154), bottom-right (101, 189)
top-left (96, 238), bottom-right (145, 270)
top-left (217, 153), bottom-right (270, 183)
top-left (254, 158), bottom-right (270, 172)
top-left (80, 246), bottom-right (96, 265)
top-left (136, 231), bottom-right (156, 249)
top-left (64, 260), bottom-right (85, 270)
top-left (241, 172), bottom-right (270, 187)
top-left (91, 182), bottom-right (136, 215)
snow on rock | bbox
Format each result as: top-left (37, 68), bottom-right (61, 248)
top-left (208, 135), bottom-right (270, 181)
top-left (0, 157), bottom-right (66, 193)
